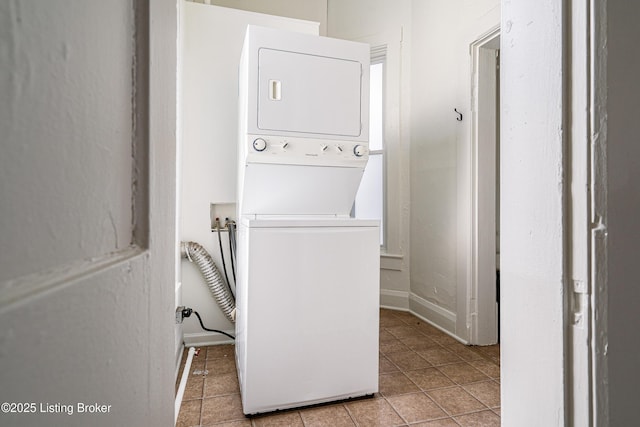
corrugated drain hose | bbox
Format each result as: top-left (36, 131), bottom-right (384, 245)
top-left (181, 241), bottom-right (236, 323)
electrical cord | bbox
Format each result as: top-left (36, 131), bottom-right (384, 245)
top-left (180, 307), bottom-right (235, 340)
top-left (215, 219), bottom-right (235, 300)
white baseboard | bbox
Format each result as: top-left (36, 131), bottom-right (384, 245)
top-left (408, 292), bottom-right (466, 343)
top-left (379, 290), bottom-right (465, 343)
top-left (183, 331), bottom-right (235, 347)
top-left (175, 343), bottom-right (184, 382)
top-left (380, 289), bottom-right (410, 309)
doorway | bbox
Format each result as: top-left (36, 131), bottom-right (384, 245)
top-left (469, 28), bottom-right (500, 345)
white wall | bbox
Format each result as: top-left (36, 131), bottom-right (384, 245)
top-left (327, 0), bottom-right (412, 309)
top-left (179, 2), bottom-right (320, 344)
top-left (207, 0), bottom-right (328, 36)
top-left (410, 0), bottom-right (499, 338)
top-left (0, 1), bottom-right (176, 426)
top-left (0, 3), bottom-right (133, 280)
top-left (500, 1), bottom-right (565, 425)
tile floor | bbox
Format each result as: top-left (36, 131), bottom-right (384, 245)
top-left (176, 309), bottom-right (500, 427)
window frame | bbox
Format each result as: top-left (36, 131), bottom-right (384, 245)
top-left (352, 30), bottom-right (405, 270)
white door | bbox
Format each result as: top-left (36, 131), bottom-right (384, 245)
top-left (0, 2), bottom-right (177, 426)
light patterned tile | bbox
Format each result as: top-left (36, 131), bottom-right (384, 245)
top-left (380, 308), bottom-right (398, 319)
top-left (400, 335), bottom-right (440, 352)
top-left (379, 371), bottom-right (421, 396)
top-left (455, 410), bottom-right (500, 427)
top-left (386, 351), bottom-right (432, 371)
top-left (176, 399), bottom-right (201, 427)
top-left (380, 330), bottom-right (398, 343)
top-left (380, 316), bottom-right (408, 328)
top-left (463, 381), bottom-right (500, 408)
top-left (345, 397), bottom-right (404, 427)
top-left (446, 343), bottom-right (485, 361)
top-left (469, 359), bottom-right (500, 379)
top-left (205, 356), bottom-right (236, 376)
top-left (437, 363), bottom-right (490, 385)
top-left (404, 368), bottom-right (455, 391)
top-left (418, 348), bottom-right (463, 366)
top-left (183, 376), bottom-right (204, 400)
top-left (390, 310), bottom-right (419, 323)
top-left (387, 392), bottom-right (447, 423)
top-left (416, 323), bottom-right (443, 336)
top-left (200, 394), bottom-right (245, 425)
top-left (203, 371), bottom-right (240, 397)
top-left (427, 387), bottom-right (486, 416)
top-left (380, 355), bottom-right (400, 373)
top-left (380, 340), bottom-right (411, 355)
top-left (386, 325), bottom-right (424, 339)
top-left (204, 420), bottom-right (252, 427)
top-left (206, 344), bottom-right (235, 360)
top-left (299, 404), bottom-right (356, 427)
top-left (253, 411), bottom-right (304, 427)
top-left (429, 334), bottom-right (461, 346)
top-left (411, 418), bottom-right (461, 426)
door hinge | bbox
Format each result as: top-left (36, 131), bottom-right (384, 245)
top-left (572, 280), bottom-right (589, 328)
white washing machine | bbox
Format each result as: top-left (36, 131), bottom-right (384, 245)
top-left (235, 217), bottom-right (379, 414)
top-left (235, 26), bottom-right (379, 415)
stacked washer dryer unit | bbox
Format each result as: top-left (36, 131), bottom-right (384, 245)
top-left (235, 25), bottom-right (380, 415)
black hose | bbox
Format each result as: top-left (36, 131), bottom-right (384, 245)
top-left (227, 220), bottom-right (237, 282)
top-left (216, 220), bottom-right (235, 300)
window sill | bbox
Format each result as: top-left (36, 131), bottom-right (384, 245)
top-left (380, 252), bottom-right (403, 271)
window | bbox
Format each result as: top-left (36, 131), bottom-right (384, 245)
top-left (353, 49), bottom-right (386, 246)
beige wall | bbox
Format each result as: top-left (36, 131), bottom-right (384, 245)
top-left (500, 1), bottom-right (565, 424)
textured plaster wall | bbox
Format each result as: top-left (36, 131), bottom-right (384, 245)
top-left (0, 1), bottom-right (134, 284)
top-left (500, 1), bottom-right (566, 425)
top-left (0, 1), bottom-right (176, 425)
top-left (409, 0), bottom-right (499, 336)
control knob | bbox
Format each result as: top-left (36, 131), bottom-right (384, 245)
top-left (353, 145), bottom-right (367, 157)
top-left (252, 138), bottom-right (267, 152)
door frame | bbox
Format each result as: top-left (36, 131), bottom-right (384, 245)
top-left (468, 26), bottom-right (500, 345)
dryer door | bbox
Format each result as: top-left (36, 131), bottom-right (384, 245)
top-left (257, 48), bottom-right (363, 138)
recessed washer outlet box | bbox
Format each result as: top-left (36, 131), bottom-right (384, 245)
top-left (210, 203), bottom-right (236, 225)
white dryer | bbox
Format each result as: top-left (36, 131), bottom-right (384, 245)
top-left (235, 26), bottom-right (379, 415)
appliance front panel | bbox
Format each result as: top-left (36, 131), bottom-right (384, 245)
top-left (240, 163), bottom-right (364, 215)
top-left (258, 48), bottom-right (362, 137)
top-left (239, 223), bottom-right (379, 414)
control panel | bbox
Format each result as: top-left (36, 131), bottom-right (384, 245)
top-left (243, 135), bottom-right (368, 168)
